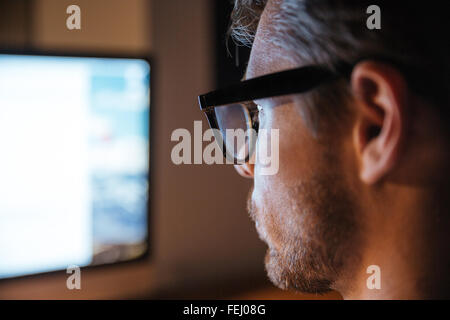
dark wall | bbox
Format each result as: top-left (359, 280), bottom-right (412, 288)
top-left (0, 0), bottom-right (33, 49)
top-left (214, 0), bottom-right (251, 88)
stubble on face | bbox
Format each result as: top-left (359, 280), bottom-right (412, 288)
top-left (242, 0), bottom-right (361, 295)
top-left (247, 165), bottom-right (360, 294)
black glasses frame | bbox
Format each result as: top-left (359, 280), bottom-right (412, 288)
top-left (198, 64), bottom-right (350, 163)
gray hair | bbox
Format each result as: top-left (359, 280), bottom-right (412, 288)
top-left (229, 0), bottom-right (450, 111)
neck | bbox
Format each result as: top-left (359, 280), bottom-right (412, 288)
top-left (336, 184), bottom-right (450, 299)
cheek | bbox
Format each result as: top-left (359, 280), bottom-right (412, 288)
top-left (255, 103), bottom-right (320, 187)
top-left (252, 105), bottom-right (318, 246)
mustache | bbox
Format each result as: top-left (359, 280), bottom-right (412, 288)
top-left (246, 184), bottom-right (269, 245)
top-left (246, 185), bottom-right (256, 222)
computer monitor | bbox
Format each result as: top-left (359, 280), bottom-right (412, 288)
top-left (0, 52), bottom-right (151, 280)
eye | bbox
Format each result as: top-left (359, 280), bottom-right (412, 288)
top-left (251, 109), bottom-right (259, 124)
top-left (255, 104), bottom-right (264, 120)
top-left (242, 101), bottom-right (260, 124)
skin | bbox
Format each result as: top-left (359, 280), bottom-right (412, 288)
top-left (234, 0), bottom-right (450, 299)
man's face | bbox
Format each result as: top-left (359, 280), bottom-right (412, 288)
top-left (242, 2), bottom-right (361, 294)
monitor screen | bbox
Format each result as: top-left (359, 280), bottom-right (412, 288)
top-left (0, 53), bottom-right (150, 279)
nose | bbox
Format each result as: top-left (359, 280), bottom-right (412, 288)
top-left (234, 162), bottom-right (254, 178)
top-left (233, 144), bottom-right (255, 178)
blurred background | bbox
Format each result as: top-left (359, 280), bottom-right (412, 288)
top-left (0, 0), bottom-right (340, 299)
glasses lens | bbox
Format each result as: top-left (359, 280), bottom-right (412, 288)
top-left (213, 103), bottom-right (257, 162)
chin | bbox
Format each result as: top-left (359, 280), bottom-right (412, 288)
top-left (250, 174), bottom-right (356, 294)
top-left (264, 248), bottom-right (289, 290)
top-left (263, 245), bottom-right (334, 294)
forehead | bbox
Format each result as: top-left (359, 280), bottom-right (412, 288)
top-left (246, 0), bottom-right (297, 80)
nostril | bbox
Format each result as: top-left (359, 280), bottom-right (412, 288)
top-left (242, 167), bottom-right (252, 177)
top-left (234, 163), bottom-right (254, 178)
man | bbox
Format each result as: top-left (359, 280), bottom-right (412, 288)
top-left (199, 0), bottom-right (450, 299)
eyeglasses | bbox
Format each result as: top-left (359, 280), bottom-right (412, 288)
top-left (198, 64), bottom-right (349, 164)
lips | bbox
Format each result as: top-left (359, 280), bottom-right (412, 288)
top-left (255, 219), bottom-right (280, 257)
top-left (254, 219), bottom-right (267, 242)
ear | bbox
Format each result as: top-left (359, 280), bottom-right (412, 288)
top-left (351, 61), bottom-right (409, 185)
